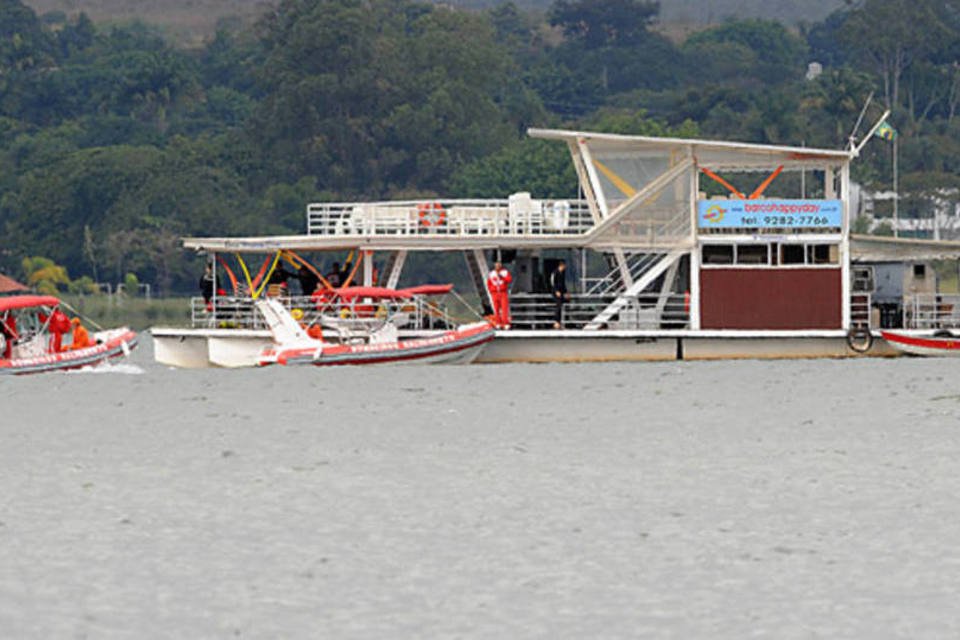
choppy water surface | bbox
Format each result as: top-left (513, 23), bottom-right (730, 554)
top-left (2, 341), bottom-right (960, 638)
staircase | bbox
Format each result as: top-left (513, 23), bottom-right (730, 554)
top-left (584, 249), bottom-right (686, 330)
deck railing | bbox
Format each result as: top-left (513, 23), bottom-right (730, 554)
top-left (306, 198), bottom-right (595, 237)
top-left (904, 293), bottom-right (960, 329)
top-left (192, 295), bottom-right (454, 332)
top-left (191, 292), bottom-right (688, 332)
top-left (509, 292), bottom-right (689, 330)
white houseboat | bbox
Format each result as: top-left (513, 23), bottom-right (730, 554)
top-left (152, 128), bottom-right (960, 367)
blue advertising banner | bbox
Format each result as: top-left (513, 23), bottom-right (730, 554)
top-left (697, 199), bottom-right (842, 229)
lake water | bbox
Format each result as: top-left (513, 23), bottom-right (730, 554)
top-left (2, 340), bottom-right (960, 638)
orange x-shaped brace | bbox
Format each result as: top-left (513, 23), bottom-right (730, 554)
top-left (700, 165), bottom-right (784, 199)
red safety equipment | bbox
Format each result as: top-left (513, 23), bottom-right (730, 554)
top-left (486, 266), bottom-right (513, 328)
top-left (1, 315), bottom-right (16, 359)
top-left (418, 202), bottom-right (447, 227)
top-left (48, 308), bottom-right (71, 353)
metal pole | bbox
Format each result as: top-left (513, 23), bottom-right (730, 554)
top-left (893, 136), bottom-right (899, 238)
top-left (581, 248), bottom-right (587, 293)
top-left (211, 251), bottom-right (217, 324)
top-left (800, 140), bottom-right (806, 198)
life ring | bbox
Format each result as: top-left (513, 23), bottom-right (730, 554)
top-left (846, 327), bottom-right (873, 353)
top-left (418, 202), bottom-right (446, 227)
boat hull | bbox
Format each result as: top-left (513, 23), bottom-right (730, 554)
top-left (151, 327), bottom-right (905, 366)
top-left (267, 323), bottom-right (495, 367)
top-left (879, 331), bottom-right (960, 357)
top-left (0, 328), bottom-right (138, 375)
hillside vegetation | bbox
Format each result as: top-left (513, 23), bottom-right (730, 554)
top-left (3, 0), bottom-right (960, 296)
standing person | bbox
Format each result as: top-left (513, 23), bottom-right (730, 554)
top-left (199, 263), bottom-right (215, 311)
top-left (486, 260), bottom-right (513, 329)
top-left (297, 263), bottom-right (320, 296)
top-left (1, 312), bottom-right (17, 359)
top-left (326, 262), bottom-right (343, 288)
top-left (266, 264), bottom-right (297, 296)
top-left (550, 259), bottom-right (570, 329)
top-left (47, 307), bottom-right (71, 353)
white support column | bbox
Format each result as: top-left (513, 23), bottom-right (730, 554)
top-left (689, 244), bottom-right (701, 330)
top-left (363, 250), bottom-right (374, 286)
top-left (568, 141), bottom-right (603, 226)
top-left (386, 250), bottom-right (407, 289)
top-left (577, 137), bottom-right (609, 219)
top-left (473, 249), bottom-right (495, 310)
top-left (825, 167), bottom-right (836, 199)
top-left (689, 153), bottom-right (701, 330)
top-left (840, 162), bottom-right (851, 331)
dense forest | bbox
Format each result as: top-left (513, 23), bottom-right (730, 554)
top-left (2, 0), bottom-right (960, 294)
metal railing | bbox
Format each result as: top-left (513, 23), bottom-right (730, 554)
top-left (904, 294), bottom-right (960, 329)
top-left (306, 199), bottom-right (595, 237)
top-left (509, 292), bottom-right (689, 330)
top-left (600, 204), bottom-right (692, 248)
top-left (585, 251), bottom-right (672, 296)
top-left (585, 210), bottom-right (691, 295)
top-left (191, 295), bottom-right (454, 333)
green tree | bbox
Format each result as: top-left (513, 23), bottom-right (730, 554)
top-left (0, 0), bottom-right (55, 72)
top-left (841, 0), bottom-right (954, 110)
top-left (448, 138), bottom-right (576, 198)
top-left (548, 0), bottom-right (660, 49)
top-left (251, 0), bottom-right (537, 196)
top-left (683, 19), bottom-right (807, 85)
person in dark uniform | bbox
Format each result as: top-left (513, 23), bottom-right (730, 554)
top-left (550, 259), bottom-right (570, 329)
top-left (297, 264), bottom-right (320, 296)
top-left (326, 262), bottom-right (343, 288)
top-left (267, 264), bottom-right (297, 295)
top-left (199, 263), bottom-right (215, 310)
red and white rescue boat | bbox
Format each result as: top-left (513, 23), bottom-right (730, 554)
top-left (0, 295), bottom-right (138, 375)
top-left (880, 330), bottom-right (960, 357)
top-left (255, 294), bottom-right (494, 367)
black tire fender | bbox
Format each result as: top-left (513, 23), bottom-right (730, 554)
top-left (847, 327), bottom-right (874, 353)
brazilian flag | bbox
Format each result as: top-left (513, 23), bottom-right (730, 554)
top-left (875, 120), bottom-right (897, 141)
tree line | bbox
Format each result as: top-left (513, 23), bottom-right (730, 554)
top-left (1, 0), bottom-right (959, 293)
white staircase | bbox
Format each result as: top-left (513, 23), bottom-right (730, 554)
top-left (584, 249), bottom-right (685, 330)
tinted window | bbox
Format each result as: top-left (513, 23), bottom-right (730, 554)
top-left (702, 245), bottom-right (734, 264)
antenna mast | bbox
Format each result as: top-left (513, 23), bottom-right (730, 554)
top-left (847, 91), bottom-right (874, 152)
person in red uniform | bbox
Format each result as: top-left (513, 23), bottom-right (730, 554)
top-left (1, 313), bottom-right (16, 359)
top-left (48, 308), bottom-right (71, 353)
top-left (486, 260), bottom-right (513, 329)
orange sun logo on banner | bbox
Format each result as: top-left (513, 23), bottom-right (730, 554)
top-left (703, 204), bottom-right (726, 224)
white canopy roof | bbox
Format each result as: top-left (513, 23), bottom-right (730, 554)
top-left (528, 128), bottom-right (852, 164)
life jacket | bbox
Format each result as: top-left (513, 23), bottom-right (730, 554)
top-left (71, 323), bottom-right (91, 350)
top-left (486, 268), bottom-right (512, 294)
top-left (50, 309), bottom-right (71, 335)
